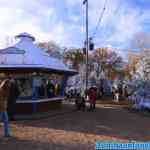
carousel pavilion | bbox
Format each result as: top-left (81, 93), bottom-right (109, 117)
top-left (0, 32), bottom-right (77, 114)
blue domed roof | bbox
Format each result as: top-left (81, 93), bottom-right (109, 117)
top-left (0, 32), bottom-right (77, 75)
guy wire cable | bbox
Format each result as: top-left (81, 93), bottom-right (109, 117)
top-left (92, 0), bottom-right (108, 39)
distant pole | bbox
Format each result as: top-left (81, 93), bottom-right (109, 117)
top-left (83, 0), bottom-right (89, 93)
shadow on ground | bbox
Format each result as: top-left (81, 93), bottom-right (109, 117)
top-left (15, 104), bottom-right (150, 142)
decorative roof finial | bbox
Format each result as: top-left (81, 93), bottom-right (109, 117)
top-left (15, 32), bottom-right (35, 41)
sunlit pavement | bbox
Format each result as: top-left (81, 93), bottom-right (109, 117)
top-left (0, 101), bottom-right (150, 150)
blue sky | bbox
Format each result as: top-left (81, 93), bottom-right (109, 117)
top-left (0, 0), bottom-right (150, 58)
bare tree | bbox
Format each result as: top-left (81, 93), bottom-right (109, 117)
top-left (64, 48), bottom-right (84, 70)
top-left (92, 48), bottom-right (123, 79)
top-left (37, 41), bottom-right (63, 59)
top-left (128, 32), bottom-right (150, 80)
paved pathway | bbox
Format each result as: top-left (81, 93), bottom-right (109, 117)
top-left (0, 102), bottom-right (150, 150)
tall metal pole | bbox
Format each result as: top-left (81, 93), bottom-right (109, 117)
top-left (85, 0), bottom-right (89, 92)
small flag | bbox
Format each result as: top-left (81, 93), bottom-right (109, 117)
top-left (83, 0), bottom-right (87, 5)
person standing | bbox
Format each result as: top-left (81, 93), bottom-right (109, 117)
top-left (47, 80), bottom-right (55, 98)
top-left (75, 90), bottom-right (86, 111)
top-left (7, 78), bottom-right (19, 121)
top-left (99, 79), bottom-right (104, 97)
top-left (88, 87), bottom-right (97, 111)
top-left (0, 79), bottom-right (11, 137)
top-left (33, 75), bottom-right (42, 99)
top-left (55, 82), bottom-right (61, 96)
top-left (112, 83), bottom-right (119, 102)
top-left (122, 83), bottom-right (128, 99)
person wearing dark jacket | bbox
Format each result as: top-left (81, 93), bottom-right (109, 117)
top-left (75, 93), bottom-right (85, 111)
top-left (0, 79), bottom-right (11, 137)
top-left (47, 80), bottom-right (55, 98)
top-left (7, 78), bottom-right (19, 121)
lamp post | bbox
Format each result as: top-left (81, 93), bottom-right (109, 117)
top-left (83, 0), bottom-right (89, 92)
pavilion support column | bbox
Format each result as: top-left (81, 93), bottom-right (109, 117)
top-left (61, 75), bottom-right (68, 97)
top-left (32, 78), bottom-right (38, 113)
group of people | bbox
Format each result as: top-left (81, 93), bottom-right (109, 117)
top-left (112, 81), bottom-right (128, 102)
top-left (0, 77), bottom-right (19, 137)
top-left (33, 77), bottom-right (62, 99)
top-left (75, 87), bottom-right (97, 112)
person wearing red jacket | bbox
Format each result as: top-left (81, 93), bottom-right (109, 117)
top-left (88, 87), bottom-right (97, 111)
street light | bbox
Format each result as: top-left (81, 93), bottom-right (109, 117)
top-left (83, 0), bottom-right (95, 94)
top-left (83, 0), bottom-right (89, 93)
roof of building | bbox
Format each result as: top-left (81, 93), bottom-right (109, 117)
top-left (0, 32), bottom-right (77, 75)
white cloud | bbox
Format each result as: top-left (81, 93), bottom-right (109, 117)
top-left (107, 9), bottom-right (143, 43)
top-left (65, 0), bottom-right (81, 7)
top-left (0, 0), bottom-right (57, 47)
top-left (89, 0), bottom-right (150, 51)
top-left (0, 0), bottom-right (149, 57)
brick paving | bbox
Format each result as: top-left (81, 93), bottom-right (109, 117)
top-left (0, 102), bottom-right (150, 150)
